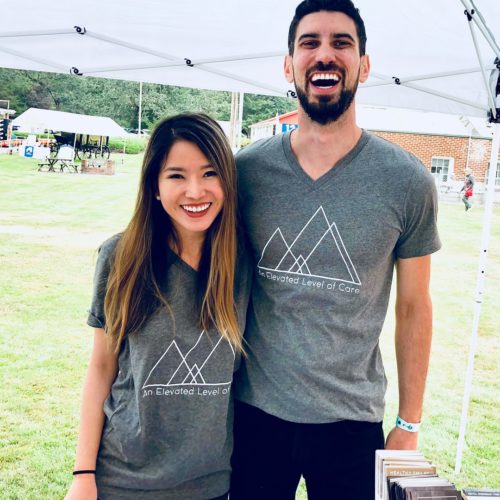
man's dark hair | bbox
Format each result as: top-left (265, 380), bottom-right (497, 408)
top-left (288, 0), bottom-right (367, 56)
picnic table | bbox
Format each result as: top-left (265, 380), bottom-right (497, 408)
top-left (37, 145), bottom-right (78, 173)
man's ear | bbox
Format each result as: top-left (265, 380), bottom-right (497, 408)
top-left (284, 55), bottom-right (294, 84)
top-left (358, 54), bottom-right (370, 83)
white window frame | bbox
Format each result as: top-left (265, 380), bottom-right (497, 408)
top-left (485, 162), bottom-right (500, 187)
top-left (431, 156), bottom-right (454, 184)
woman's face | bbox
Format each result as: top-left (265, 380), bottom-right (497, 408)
top-left (157, 140), bottom-right (224, 244)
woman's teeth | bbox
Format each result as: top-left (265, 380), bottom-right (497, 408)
top-left (182, 203), bottom-right (211, 213)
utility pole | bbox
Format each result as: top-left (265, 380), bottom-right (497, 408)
top-left (138, 81), bottom-right (143, 135)
top-left (229, 92), bottom-right (244, 150)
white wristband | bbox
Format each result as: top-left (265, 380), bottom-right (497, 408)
top-left (395, 415), bottom-right (420, 433)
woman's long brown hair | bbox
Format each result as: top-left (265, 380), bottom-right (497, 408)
top-left (104, 113), bottom-right (241, 352)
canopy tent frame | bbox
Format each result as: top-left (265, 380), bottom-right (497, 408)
top-left (364, 67), bottom-right (496, 86)
top-left (455, 122), bottom-right (500, 474)
top-left (461, 0), bottom-right (500, 57)
top-left (0, 0), bottom-right (499, 478)
top-left (0, 5), bottom-right (498, 112)
top-left (463, 6), bottom-right (498, 118)
top-left (0, 28), bottom-right (291, 97)
top-left (367, 76), bottom-right (490, 113)
top-left (454, 0), bottom-right (500, 474)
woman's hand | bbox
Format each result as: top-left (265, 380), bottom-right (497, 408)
top-left (65, 474), bottom-right (97, 500)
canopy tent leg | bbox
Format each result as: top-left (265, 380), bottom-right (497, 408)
top-left (454, 0), bottom-right (499, 474)
top-left (455, 122), bottom-right (500, 474)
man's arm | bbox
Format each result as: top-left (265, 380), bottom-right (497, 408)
top-left (385, 255), bottom-right (433, 450)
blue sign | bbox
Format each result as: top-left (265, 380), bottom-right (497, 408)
top-left (24, 146), bottom-right (34, 158)
top-left (281, 123), bottom-right (298, 132)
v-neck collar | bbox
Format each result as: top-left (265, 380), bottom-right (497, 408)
top-left (167, 247), bottom-right (198, 276)
top-left (281, 129), bottom-right (370, 190)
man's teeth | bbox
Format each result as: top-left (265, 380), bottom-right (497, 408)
top-left (311, 73), bottom-right (340, 82)
top-left (183, 203), bottom-right (211, 213)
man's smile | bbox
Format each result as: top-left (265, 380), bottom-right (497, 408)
top-left (310, 72), bottom-right (341, 89)
top-left (306, 65), bottom-right (344, 94)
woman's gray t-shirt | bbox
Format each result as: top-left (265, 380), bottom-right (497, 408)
top-left (87, 235), bottom-right (251, 499)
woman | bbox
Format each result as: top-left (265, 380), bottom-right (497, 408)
top-left (65, 113), bottom-right (251, 500)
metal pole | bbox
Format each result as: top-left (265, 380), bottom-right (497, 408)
top-left (364, 66), bottom-right (495, 88)
top-left (229, 92), bottom-right (239, 150)
top-left (1, 99), bottom-right (11, 147)
top-left (466, 129), bottom-right (472, 170)
top-left (460, 0), bottom-right (500, 58)
top-left (73, 133), bottom-right (77, 165)
top-left (138, 81), bottom-right (143, 135)
top-left (455, 122), bottom-right (500, 474)
top-left (237, 92), bottom-right (244, 150)
top-left (464, 12), bottom-right (498, 119)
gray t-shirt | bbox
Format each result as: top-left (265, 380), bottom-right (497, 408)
top-left (234, 130), bottom-right (441, 424)
top-left (87, 235), bottom-right (251, 499)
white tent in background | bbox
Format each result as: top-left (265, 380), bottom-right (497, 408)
top-left (0, 0), bottom-right (498, 474)
top-left (13, 108), bottom-right (128, 137)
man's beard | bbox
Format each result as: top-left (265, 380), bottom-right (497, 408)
top-left (295, 64), bottom-right (359, 125)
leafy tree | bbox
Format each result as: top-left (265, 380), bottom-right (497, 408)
top-left (242, 94), bottom-right (297, 135)
top-left (0, 67), bottom-right (296, 134)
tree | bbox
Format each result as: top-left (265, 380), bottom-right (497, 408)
top-left (0, 67), bottom-right (296, 134)
top-left (242, 94), bottom-right (297, 136)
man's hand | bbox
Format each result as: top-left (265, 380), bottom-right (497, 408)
top-left (385, 426), bottom-right (418, 450)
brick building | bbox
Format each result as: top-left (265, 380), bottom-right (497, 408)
top-left (250, 106), bottom-right (497, 191)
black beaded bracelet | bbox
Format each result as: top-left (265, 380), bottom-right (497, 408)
top-left (73, 469), bottom-right (96, 475)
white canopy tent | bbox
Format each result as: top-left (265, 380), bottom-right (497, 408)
top-left (0, 0), bottom-right (498, 474)
top-left (0, 0), bottom-right (497, 118)
top-left (13, 107), bottom-right (128, 137)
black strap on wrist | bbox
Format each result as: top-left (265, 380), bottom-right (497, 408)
top-left (73, 469), bottom-right (96, 475)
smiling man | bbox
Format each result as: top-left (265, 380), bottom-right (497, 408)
top-left (230, 1), bottom-right (441, 499)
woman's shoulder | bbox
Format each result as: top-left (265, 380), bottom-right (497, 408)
top-left (98, 233), bottom-right (122, 259)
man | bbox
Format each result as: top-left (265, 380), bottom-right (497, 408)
top-left (461, 167), bottom-right (475, 211)
top-left (231, 1), bottom-right (441, 499)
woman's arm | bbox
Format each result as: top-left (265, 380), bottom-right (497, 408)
top-left (65, 328), bottom-right (118, 500)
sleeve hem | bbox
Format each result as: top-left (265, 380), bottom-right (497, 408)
top-left (87, 310), bottom-right (105, 329)
top-left (396, 243), bottom-right (442, 260)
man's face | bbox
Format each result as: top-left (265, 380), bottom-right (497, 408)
top-left (285, 11), bottom-right (370, 125)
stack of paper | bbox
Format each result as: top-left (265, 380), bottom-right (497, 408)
top-left (462, 490), bottom-right (500, 499)
top-left (375, 450), bottom-right (461, 500)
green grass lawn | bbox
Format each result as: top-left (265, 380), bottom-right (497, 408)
top-left (0, 153), bottom-right (498, 499)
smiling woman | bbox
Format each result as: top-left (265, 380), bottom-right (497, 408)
top-left (64, 113), bottom-right (251, 500)
top-left (157, 139), bottom-right (225, 255)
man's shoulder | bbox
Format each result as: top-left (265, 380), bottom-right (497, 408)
top-left (236, 134), bottom-right (283, 166)
top-left (366, 132), bottom-right (421, 165)
top-left (365, 131), bottom-right (431, 178)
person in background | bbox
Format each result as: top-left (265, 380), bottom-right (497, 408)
top-left (461, 167), bottom-right (475, 211)
top-left (65, 113), bottom-right (250, 500)
top-left (230, 1), bottom-right (441, 499)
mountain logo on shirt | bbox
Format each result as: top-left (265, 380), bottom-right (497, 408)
top-left (142, 331), bottom-right (235, 389)
top-left (257, 206), bottom-right (361, 285)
